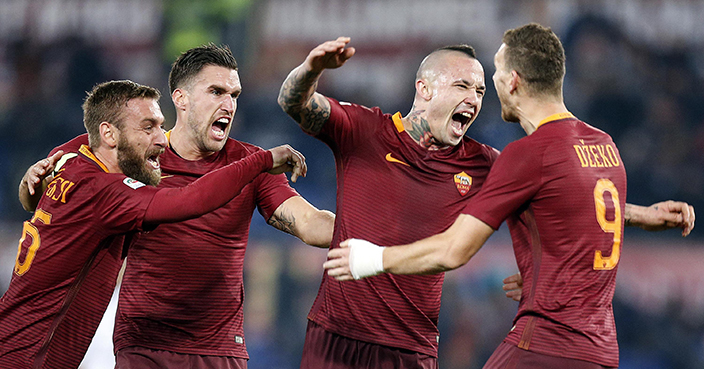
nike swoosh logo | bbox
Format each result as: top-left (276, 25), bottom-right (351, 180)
top-left (385, 153), bottom-right (410, 167)
top-left (160, 174), bottom-right (174, 179)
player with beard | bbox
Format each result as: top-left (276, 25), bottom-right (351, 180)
top-left (281, 37), bottom-right (695, 368)
top-left (324, 24), bottom-right (695, 369)
top-left (0, 80), bottom-right (307, 369)
top-left (19, 44), bottom-right (334, 368)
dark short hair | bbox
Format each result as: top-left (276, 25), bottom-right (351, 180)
top-left (436, 44), bottom-right (477, 59)
top-left (168, 43), bottom-right (238, 93)
top-left (502, 23), bottom-right (565, 96)
top-left (83, 80), bottom-right (161, 148)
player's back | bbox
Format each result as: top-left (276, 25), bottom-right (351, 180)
top-left (504, 117), bottom-right (626, 367)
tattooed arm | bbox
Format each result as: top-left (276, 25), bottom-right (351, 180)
top-left (278, 37), bottom-right (356, 135)
top-left (268, 196), bottom-right (335, 247)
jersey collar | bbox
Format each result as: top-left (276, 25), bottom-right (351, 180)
top-left (78, 144), bottom-right (109, 173)
top-left (392, 112), bottom-right (405, 132)
top-left (536, 112), bottom-right (575, 130)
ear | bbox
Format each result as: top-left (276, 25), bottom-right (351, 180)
top-left (509, 70), bottom-right (521, 94)
top-left (172, 88), bottom-right (187, 111)
top-left (415, 79), bottom-right (433, 101)
top-left (99, 122), bottom-right (118, 149)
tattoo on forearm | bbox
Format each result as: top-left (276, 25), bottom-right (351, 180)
top-left (278, 68), bottom-right (330, 132)
top-left (268, 210), bottom-right (296, 235)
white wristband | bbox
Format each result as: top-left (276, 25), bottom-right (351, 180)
top-left (348, 238), bottom-right (385, 280)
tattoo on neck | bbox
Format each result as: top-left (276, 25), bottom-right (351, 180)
top-left (406, 111), bottom-right (440, 149)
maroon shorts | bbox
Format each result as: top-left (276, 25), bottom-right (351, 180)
top-left (483, 341), bottom-right (615, 369)
top-left (300, 319), bottom-right (438, 369)
top-left (115, 346), bottom-right (247, 369)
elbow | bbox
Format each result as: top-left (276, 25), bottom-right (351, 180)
top-left (437, 238), bottom-right (477, 271)
top-left (299, 210), bottom-right (335, 248)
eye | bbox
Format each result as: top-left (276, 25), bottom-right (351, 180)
top-left (211, 89), bottom-right (222, 96)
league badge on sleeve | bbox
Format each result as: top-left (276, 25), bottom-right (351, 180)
top-left (454, 171), bottom-right (472, 196)
top-left (123, 177), bottom-right (146, 190)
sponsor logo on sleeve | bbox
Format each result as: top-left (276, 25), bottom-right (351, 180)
top-left (123, 177), bottom-right (146, 190)
top-left (454, 171), bottom-right (472, 196)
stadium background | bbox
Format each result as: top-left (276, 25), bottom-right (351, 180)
top-left (0, 0), bottom-right (703, 368)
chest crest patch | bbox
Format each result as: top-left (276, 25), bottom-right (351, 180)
top-left (454, 171), bottom-right (472, 196)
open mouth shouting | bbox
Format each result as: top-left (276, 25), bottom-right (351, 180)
top-left (450, 109), bottom-right (474, 137)
top-left (211, 116), bottom-right (231, 140)
top-left (146, 148), bottom-right (164, 170)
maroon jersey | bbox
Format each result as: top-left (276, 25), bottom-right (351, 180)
top-left (46, 133), bottom-right (297, 358)
top-left (0, 145), bottom-right (159, 369)
top-left (308, 98), bottom-right (499, 357)
top-left (464, 114), bottom-right (626, 367)
top-left (113, 132), bottom-right (297, 357)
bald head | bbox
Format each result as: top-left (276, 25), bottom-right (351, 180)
top-left (416, 45), bottom-right (477, 83)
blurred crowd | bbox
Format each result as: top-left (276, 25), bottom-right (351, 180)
top-left (0, 1), bottom-right (703, 368)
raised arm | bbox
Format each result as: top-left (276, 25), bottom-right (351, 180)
top-left (324, 213), bottom-right (494, 281)
top-left (268, 196), bottom-right (335, 247)
top-left (624, 201), bottom-right (695, 236)
top-left (145, 145), bottom-right (307, 224)
top-left (277, 37), bottom-right (355, 135)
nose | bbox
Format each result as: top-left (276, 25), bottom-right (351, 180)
top-left (464, 91), bottom-right (481, 105)
top-left (154, 127), bottom-right (168, 148)
top-left (221, 95), bottom-right (236, 114)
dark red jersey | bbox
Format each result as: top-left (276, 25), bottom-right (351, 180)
top-left (308, 98), bottom-right (499, 357)
top-left (47, 133), bottom-right (297, 358)
top-left (113, 133), bottom-right (297, 357)
top-left (464, 115), bottom-right (626, 367)
top-left (0, 145), bottom-right (159, 369)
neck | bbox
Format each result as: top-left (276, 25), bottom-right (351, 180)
top-left (401, 108), bottom-right (449, 151)
top-left (170, 120), bottom-right (216, 160)
top-left (515, 96), bottom-right (569, 135)
top-left (92, 146), bottom-right (121, 173)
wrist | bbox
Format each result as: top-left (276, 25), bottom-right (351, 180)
top-left (348, 238), bottom-right (385, 280)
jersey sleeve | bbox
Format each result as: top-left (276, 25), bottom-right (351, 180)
top-left (253, 172), bottom-right (299, 221)
top-left (463, 139), bottom-right (543, 229)
top-left (313, 97), bottom-right (385, 152)
top-left (93, 176), bottom-right (160, 234)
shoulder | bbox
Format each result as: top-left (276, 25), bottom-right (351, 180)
top-left (459, 136), bottom-right (501, 162)
top-left (221, 138), bottom-right (264, 159)
top-left (328, 97), bottom-right (388, 121)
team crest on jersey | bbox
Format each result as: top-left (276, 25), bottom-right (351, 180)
top-left (453, 171), bottom-right (472, 196)
top-left (123, 177), bottom-right (146, 190)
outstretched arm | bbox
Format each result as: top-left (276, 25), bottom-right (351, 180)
top-left (268, 196), bottom-right (335, 247)
top-left (624, 201), bottom-right (695, 237)
top-left (324, 214), bottom-right (494, 281)
top-left (277, 36), bottom-right (355, 135)
top-left (19, 150), bottom-right (65, 212)
top-left (145, 145), bottom-right (307, 224)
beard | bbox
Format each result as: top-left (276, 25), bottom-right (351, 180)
top-left (117, 135), bottom-right (163, 187)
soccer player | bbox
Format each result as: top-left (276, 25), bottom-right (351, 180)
top-left (278, 37), bottom-right (507, 368)
top-left (324, 24), bottom-right (695, 369)
top-left (0, 80), bottom-right (307, 369)
top-left (19, 45), bottom-right (333, 368)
